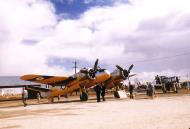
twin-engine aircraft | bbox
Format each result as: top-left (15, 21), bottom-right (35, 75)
top-left (20, 59), bottom-right (135, 102)
top-left (20, 59), bottom-right (110, 102)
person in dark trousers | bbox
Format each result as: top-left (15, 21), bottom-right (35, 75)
top-left (129, 82), bottom-right (134, 99)
top-left (22, 87), bottom-right (28, 107)
top-left (101, 83), bottom-right (106, 101)
top-left (147, 82), bottom-right (156, 99)
top-left (166, 81), bottom-right (170, 92)
top-left (94, 84), bottom-right (102, 102)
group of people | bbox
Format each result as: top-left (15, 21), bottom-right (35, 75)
top-left (22, 87), bottom-right (42, 107)
top-left (93, 82), bottom-right (156, 102)
top-left (128, 82), bottom-right (156, 99)
top-left (94, 83), bottom-right (106, 102)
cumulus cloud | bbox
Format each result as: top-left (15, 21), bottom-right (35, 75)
top-left (0, 0), bottom-right (190, 81)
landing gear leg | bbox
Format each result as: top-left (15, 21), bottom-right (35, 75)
top-left (48, 97), bottom-right (54, 103)
top-left (79, 85), bottom-right (88, 101)
top-left (113, 85), bottom-right (120, 98)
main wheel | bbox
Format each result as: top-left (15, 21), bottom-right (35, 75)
top-left (80, 92), bottom-right (88, 101)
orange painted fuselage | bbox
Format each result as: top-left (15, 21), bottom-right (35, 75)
top-left (49, 70), bottom-right (111, 97)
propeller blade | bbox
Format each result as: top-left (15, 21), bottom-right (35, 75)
top-left (94, 58), bottom-right (99, 71)
top-left (128, 64), bottom-right (134, 73)
top-left (116, 65), bottom-right (124, 71)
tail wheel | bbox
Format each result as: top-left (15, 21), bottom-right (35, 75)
top-left (80, 92), bottom-right (88, 101)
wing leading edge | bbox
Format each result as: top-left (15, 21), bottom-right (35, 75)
top-left (20, 74), bottom-right (76, 85)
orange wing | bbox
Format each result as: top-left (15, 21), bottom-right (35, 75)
top-left (20, 74), bottom-right (70, 85)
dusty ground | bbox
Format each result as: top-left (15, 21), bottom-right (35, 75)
top-left (0, 91), bottom-right (190, 129)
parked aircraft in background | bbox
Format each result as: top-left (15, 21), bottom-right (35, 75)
top-left (20, 59), bottom-right (111, 102)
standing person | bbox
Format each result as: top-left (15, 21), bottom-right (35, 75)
top-left (147, 83), bottom-right (155, 99)
top-left (146, 82), bottom-right (149, 96)
top-left (37, 92), bottom-right (41, 103)
top-left (129, 82), bottom-right (134, 99)
top-left (176, 77), bottom-right (180, 88)
top-left (94, 84), bottom-right (102, 102)
top-left (187, 82), bottom-right (190, 91)
top-left (22, 87), bottom-right (28, 107)
top-left (152, 83), bottom-right (156, 98)
top-left (155, 75), bottom-right (161, 84)
top-left (101, 83), bottom-right (106, 101)
top-left (147, 82), bottom-right (152, 98)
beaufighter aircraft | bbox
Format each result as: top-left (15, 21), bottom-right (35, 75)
top-left (20, 59), bottom-right (110, 102)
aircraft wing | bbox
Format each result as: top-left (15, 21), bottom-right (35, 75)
top-left (26, 85), bottom-right (50, 92)
top-left (20, 74), bottom-right (76, 85)
top-left (129, 73), bottom-right (137, 77)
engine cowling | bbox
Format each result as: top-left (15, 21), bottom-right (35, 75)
top-left (120, 69), bottom-right (129, 80)
top-left (80, 68), bottom-right (96, 80)
top-left (87, 68), bottom-right (96, 80)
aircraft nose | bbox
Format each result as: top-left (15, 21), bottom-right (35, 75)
top-left (104, 70), bottom-right (111, 79)
top-left (95, 70), bottom-right (111, 83)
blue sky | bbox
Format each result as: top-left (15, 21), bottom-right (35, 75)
top-left (51, 0), bottom-right (128, 18)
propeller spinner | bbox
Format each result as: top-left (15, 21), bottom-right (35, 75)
top-left (80, 59), bottom-right (100, 79)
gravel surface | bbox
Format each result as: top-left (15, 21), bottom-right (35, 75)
top-left (0, 94), bottom-right (190, 129)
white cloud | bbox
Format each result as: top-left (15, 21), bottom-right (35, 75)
top-left (1, 0), bottom-right (190, 81)
top-left (84, 0), bottom-right (93, 4)
top-left (0, 0), bottom-right (57, 75)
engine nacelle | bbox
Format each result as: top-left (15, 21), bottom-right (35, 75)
top-left (111, 69), bottom-right (128, 80)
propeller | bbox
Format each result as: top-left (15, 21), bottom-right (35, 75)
top-left (116, 65), bottom-right (124, 71)
top-left (80, 58), bottom-right (101, 79)
top-left (116, 64), bottom-right (134, 80)
top-left (93, 58), bottom-right (99, 71)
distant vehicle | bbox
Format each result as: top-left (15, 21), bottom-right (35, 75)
top-left (155, 75), bottom-right (180, 93)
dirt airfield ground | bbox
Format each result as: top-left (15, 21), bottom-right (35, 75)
top-left (0, 91), bottom-right (190, 129)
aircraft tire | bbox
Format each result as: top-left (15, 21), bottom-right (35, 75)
top-left (80, 92), bottom-right (88, 101)
top-left (114, 91), bottom-right (120, 98)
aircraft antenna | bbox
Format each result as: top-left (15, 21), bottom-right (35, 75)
top-left (73, 61), bottom-right (78, 74)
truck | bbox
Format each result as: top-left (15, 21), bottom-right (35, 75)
top-left (155, 75), bottom-right (180, 93)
